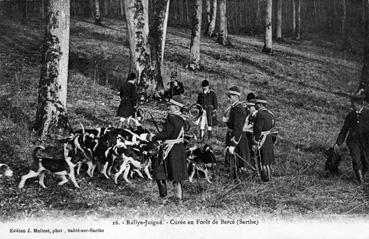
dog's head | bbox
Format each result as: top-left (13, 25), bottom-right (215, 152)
top-left (202, 144), bottom-right (216, 164)
top-left (0, 163), bottom-right (13, 177)
top-left (324, 147), bottom-right (342, 175)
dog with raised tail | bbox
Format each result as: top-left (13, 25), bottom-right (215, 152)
top-left (0, 163), bottom-right (13, 178)
top-left (18, 144), bottom-right (80, 189)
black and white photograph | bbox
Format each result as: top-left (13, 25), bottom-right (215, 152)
top-left (0, 0), bottom-right (369, 238)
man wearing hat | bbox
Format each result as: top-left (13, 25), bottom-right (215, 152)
top-left (223, 86), bottom-right (250, 179)
top-left (196, 79), bottom-right (218, 141)
top-left (162, 71), bottom-right (185, 100)
top-left (253, 94), bottom-right (275, 182)
top-left (334, 89), bottom-right (369, 184)
top-left (148, 95), bottom-right (190, 202)
top-left (117, 72), bottom-right (139, 126)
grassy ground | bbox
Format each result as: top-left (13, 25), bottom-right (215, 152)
top-left (0, 16), bottom-right (369, 222)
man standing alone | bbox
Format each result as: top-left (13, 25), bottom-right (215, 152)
top-left (334, 90), bottom-right (369, 184)
top-left (196, 80), bottom-right (218, 141)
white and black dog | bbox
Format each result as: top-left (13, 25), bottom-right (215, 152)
top-left (187, 144), bottom-right (216, 183)
top-left (0, 163), bottom-right (13, 178)
top-left (18, 143), bottom-right (80, 189)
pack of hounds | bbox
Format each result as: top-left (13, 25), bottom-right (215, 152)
top-left (5, 118), bottom-right (216, 189)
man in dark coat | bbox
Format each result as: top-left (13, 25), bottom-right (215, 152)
top-left (162, 71), bottom-right (185, 100)
top-left (334, 90), bottom-right (369, 184)
top-left (148, 95), bottom-right (190, 202)
top-left (253, 95), bottom-right (275, 182)
top-left (117, 72), bottom-right (138, 125)
top-left (222, 86), bottom-right (250, 179)
top-left (196, 80), bottom-right (218, 141)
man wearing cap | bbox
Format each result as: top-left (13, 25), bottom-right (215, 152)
top-left (253, 95), bottom-right (275, 182)
top-left (334, 89), bottom-right (369, 184)
top-left (117, 72), bottom-right (139, 126)
top-left (196, 80), bottom-right (218, 141)
top-left (148, 95), bottom-right (190, 202)
top-left (223, 86), bottom-right (250, 179)
top-left (162, 71), bottom-right (185, 100)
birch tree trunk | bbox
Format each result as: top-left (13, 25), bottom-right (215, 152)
top-left (94, 0), bottom-right (102, 25)
top-left (262, 0), bottom-right (273, 53)
top-left (276, 0), bottom-right (282, 40)
top-left (124, 0), bottom-right (152, 89)
top-left (150, 0), bottom-right (170, 89)
top-left (204, 0), bottom-right (211, 35)
top-left (208, 0), bottom-right (217, 36)
top-left (35, 0), bottom-right (71, 139)
top-left (217, 0), bottom-right (228, 45)
top-left (296, 0), bottom-right (301, 40)
top-left (189, 0), bottom-right (202, 70)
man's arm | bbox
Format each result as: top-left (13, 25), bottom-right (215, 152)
top-left (152, 115), bottom-right (174, 141)
top-left (253, 113), bottom-right (263, 142)
top-left (229, 107), bottom-right (245, 146)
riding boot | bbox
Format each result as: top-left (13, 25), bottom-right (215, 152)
top-left (156, 180), bottom-right (167, 197)
top-left (355, 170), bottom-right (364, 184)
top-left (173, 181), bottom-right (183, 200)
top-left (207, 130), bottom-right (212, 141)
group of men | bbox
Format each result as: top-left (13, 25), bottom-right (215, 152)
top-left (117, 71), bottom-right (276, 202)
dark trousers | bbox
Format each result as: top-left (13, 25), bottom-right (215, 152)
top-left (156, 180), bottom-right (167, 197)
top-left (349, 145), bottom-right (369, 173)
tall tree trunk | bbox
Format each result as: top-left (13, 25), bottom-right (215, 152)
top-left (217, 0), bottom-right (228, 45)
top-left (94, 0), bottom-right (102, 25)
top-left (185, 0), bottom-right (190, 25)
top-left (208, 0), bottom-right (217, 36)
top-left (364, 0), bottom-right (367, 34)
top-left (340, 0), bottom-right (346, 41)
top-left (150, 0), bottom-right (170, 89)
top-left (119, 0), bottom-right (124, 18)
top-left (360, 0), bottom-right (369, 98)
top-left (103, 0), bottom-right (108, 16)
top-left (313, 0), bottom-right (316, 21)
top-left (19, 0), bottom-right (27, 23)
top-left (35, 0), bottom-right (71, 139)
top-left (89, 0), bottom-right (94, 18)
top-left (204, 0), bottom-right (211, 35)
top-left (124, 0), bottom-right (152, 89)
top-left (276, 0), bottom-right (282, 40)
top-left (189, 0), bottom-right (202, 70)
top-left (256, 0), bottom-right (261, 32)
top-left (262, 0), bottom-right (273, 53)
top-left (296, 0), bottom-right (301, 40)
top-left (40, 0), bottom-right (45, 20)
top-left (292, 0), bottom-right (296, 34)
